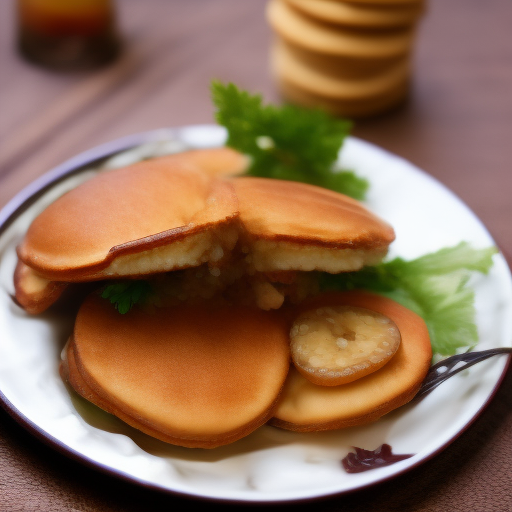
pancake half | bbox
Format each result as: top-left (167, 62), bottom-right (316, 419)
top-left (17, 159), bottom-right (239, 282)
top-left (232, 177), bottom-right (395, 273)
top-left (61, 294), bottom-right (291, 448)
top-left (271, 291), bottom-right (432, 431)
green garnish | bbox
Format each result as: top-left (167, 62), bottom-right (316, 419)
top-left (101, 281), bottom-right (153, 314)
top-left (319, 242), bottom-right (498, 355)
top-left (211, 81), bottom-right (369, 200)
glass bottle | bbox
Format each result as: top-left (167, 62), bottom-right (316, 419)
top-left (17, 0), bottom-right (121, 71)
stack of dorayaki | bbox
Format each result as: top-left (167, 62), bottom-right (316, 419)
top-left (14, 148), bottom-right (432, 448)
top-left (267, 0), bottom-right (426, 117)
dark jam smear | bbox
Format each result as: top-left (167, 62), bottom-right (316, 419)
top-left (342, 444), bottom-right (414, 473)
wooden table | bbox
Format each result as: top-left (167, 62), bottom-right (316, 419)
top-left (1, 1), bottom-right (511, 510)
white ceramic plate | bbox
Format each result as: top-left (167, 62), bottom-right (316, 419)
top-left (0, 125), bottom-right (511, 503)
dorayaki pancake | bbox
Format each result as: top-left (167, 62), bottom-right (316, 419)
top-left (15, 150), bottom-right (395, 313)
top-left (270, 291), bottom-right (432, 431)
top-left (61, 294), bottom-right (291, 448)
top-left (267, 0), bottom-right (415, 58)
top-left (17, 159), bottom-right (239, 282)
top-left (283, 0), bottom-right (424, 28)
top-left (232, 177), bottom-right (395, 272)
top-left (272, 38), bottom-right (410, 100)
top-left (277, 74), bottom-right (409, 117)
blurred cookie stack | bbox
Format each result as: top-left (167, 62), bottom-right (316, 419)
top-left (267, 0), bottom-right (426, 118)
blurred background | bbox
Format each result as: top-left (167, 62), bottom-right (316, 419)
top-left (0, 1), bottom-right (511, 511)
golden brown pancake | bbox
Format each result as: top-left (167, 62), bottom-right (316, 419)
top-left (15, 150), bottom-right (395, 313)
top-left (271, 291), bottom-right (432, 431)
top-left (14, 148), bottom-right (246, 312)
top-left (283, 0), bottom-right (424, 28)
top-left (17, 159), bottom-right (239, 282)
top-left (232, 177), bottom-right (395, 273)
top-left (61, 294), bottom-right (291, 448)
top-left (267, 0), bottom-right (416, 58)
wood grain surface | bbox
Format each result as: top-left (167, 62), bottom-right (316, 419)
top-left (1, 0), bottom-right (511, 511)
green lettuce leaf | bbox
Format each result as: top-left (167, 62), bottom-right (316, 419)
top-left (319, 243), bottom-right (498, 355)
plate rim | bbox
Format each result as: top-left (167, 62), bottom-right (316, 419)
top-left (0, 124), bottom-right (511, 504)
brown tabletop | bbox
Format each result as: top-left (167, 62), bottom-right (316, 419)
top-left (1, 0), bottom-right (511, 510)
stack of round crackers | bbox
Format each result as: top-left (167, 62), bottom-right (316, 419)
top-left (267, 0), bottom-right (426, 117)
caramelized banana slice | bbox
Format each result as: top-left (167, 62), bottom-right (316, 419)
top-left (271, 291), bottom-right (432, 432)
top-left (290, 305), bottom-right (401, 386)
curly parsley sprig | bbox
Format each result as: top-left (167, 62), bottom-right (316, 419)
top-left (101, 281), bottom-right (153, 315)
top-left (211, 81), bottom-right (368, 200)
